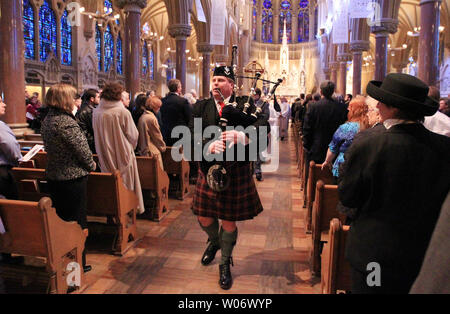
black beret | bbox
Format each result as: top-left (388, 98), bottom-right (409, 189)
top-left (213, 66), bottom-right (235, 82)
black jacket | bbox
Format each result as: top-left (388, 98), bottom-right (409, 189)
top-left (160, 93), bottom-right (192, 146)
top-left (302, 97), bottom-right (347, 163)
top-left (339, 123), bottom-right (450, 279)
top-left (188, 96), bottom-right (269, 171)
top-left (76, 102), bottom-right (96, 153)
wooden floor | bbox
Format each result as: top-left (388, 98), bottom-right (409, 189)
top-left (78, 127), bottom-right (319, 294)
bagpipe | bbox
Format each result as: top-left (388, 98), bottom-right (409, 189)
top-left (204, 46), bottom-right (283, 192)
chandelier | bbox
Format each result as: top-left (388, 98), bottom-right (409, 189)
top-left (407, 26), bottom-right (445, 37)
top-left (79, 6), bottom-right (120, 27)
top-left (142, 23), bottom-right (164, 41)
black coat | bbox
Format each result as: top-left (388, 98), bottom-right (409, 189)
top-left (188, 96), bottom-right (269, 168)
top-left (302, 97), bottom-right (347, 163)
top-left (339, 123), bottom-right (450, 282)
top-left (76, 102), bottom-right (96, 153)
top-left (160, 92), bottom-right (192, 146)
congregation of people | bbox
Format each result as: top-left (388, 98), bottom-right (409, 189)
top-left (1, 70), bottom-right (450, 293)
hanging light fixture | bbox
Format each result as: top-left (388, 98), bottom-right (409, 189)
top-left (79, 5), bottom-right (119, 27)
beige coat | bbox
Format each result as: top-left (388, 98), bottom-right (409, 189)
top-left (137, 110), bottom-right (167, 169)
top-left (92, 99), bottom-right (144, 213)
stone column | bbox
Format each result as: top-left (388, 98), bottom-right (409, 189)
top-left (197, 43), bottom-right (214, 99)
top-left (168, 24), bottom-right (192, 94)
top-left (337, 44), bottom-right (351, 95)
top-left (330, 62), bottom-right (338, 84)
top-left (370, 0), bottom-right (401, 81)
top-left (116, 0), bottom-right (147, 99)
top-left (323, 67), bottom-right (331, 81)
top-left (373, 32), bottom-right (389, 81)
top-left (418, 0), bottom-right (442, 86)
top-left (350, 17), bottom-right (370, 96)
top-left (273, 7), bottom-right (280, 44)
top-left (0, 0), bottom-right (26, 129)
top-left (291, 1), bottom-right (299, 43)
top-left (309, 0), bottom-right (316, 42)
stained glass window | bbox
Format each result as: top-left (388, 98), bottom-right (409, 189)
top-left (298, 2), bottom-right (310, 42)
top-left (96, 24), bottom-right (102, 71)
top-left (150, 48), bottom-right (154, 80)
top-left (142, 42), bottom-right (149, 76)
top-left (104, 0), bottom-right (113, 13)
top-left (39, 0), bottom-right (57, 62)
top-left (104, 25), bottom-right (114, 72)
top-left (261, 1), bottom-right (273, 43)
top-left (61, 10), bottom-right (72, 65)
top-left (116, 35), bottom-right (123, 75)
top-left (23, 0), bottom-right (35, 60)
top-left (279, 1), bottom-right (292, 43)
top-left (280, 0), bottom-right (291, 10)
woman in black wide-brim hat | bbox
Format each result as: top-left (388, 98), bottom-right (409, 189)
top-left (338, 73), bottom-right (450, 294)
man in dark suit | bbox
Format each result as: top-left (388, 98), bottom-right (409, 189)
top-left (302, 81), bottom-right (347, 164)
top-left (302, 81), bottom-right (347, 202)
top-left (338, 73), bottom-right (450, 294)
top-left (160, 79), bottom-right (191, 146)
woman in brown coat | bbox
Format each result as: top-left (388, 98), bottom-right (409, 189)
top-left (137, 96), bottom-right (166, 169)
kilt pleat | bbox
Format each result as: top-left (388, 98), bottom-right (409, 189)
top-left (192, 162), bottom-right (263, 221)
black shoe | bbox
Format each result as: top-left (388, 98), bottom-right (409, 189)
top-left (201, 242), bottom-right (220, 266)
top-left (219, 258), bottom-right (234, 290)
top-left (83, 265), bottom-right (92, 273)
top-left (255, 173), bottom-right (263, 181)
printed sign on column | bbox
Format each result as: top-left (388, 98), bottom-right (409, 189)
top-left (349, 0), bottom-right (372, 18)
top-left (332, 4), bottom-right (349, 44)
top-left (210, 0), bottom-right (226, 45)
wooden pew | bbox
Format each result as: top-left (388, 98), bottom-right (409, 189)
top-left (11, 168), bottom-right (139, 256)
top-left (136, 156), bottom-right (170, 221)
top-left (21, 151), bottom-right (170, 222)
top-left (305, 161), bottom-right (334, 232)
top-left (23, 133), bottom-right (43, 141)
top-left (310, 180), bottom-right (347, 275)
top-left (162, 146), bottom-right (190, 200)
top-left (0, 197), bottom-right (86, 294)
top-left (321, 218), bottom-right (351, 294)
top-left (21, 151), bottom-right (47, 169)
top-left (18, 140), bottom-right (44, 150)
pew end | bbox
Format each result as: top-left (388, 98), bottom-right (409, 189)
top-left (305, 161), bottom-right (334, 233)
top-left (310, 181), bottom-right (346, 276)
top-left (86, 170), bottom-right (138, 256)
top-left (136, 156), bottom-right (170, 222)
top-left (11, 167), bottom-right (139, 256)
top-left (0, 197), bottom-right (86, 294)
top-left (162, 146), bottom-right (190, 200)
top-left (321, 218), bottom-right (351, 294)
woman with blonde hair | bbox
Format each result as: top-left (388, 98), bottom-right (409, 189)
top-left (41, 84), bottom-right (96, 273)
top-left (137, 96), bottom-right (166, 169)
top-left (321, 95), bottom-right (369, 179)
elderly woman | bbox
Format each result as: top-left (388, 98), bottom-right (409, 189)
top-left (321, 96), bottom-right (369, 179)
top-left (41, 84), bottom-right (96, 273)
top-left (92, 82), bottom-right (144, 214)
top-left (137, 96), bottom-right (166, 169)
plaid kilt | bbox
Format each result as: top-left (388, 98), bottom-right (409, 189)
top-left (192, 161), bottom-right (263, 221)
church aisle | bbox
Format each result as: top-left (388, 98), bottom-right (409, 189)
top-left (80, 127), bottom-right (320, 294)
